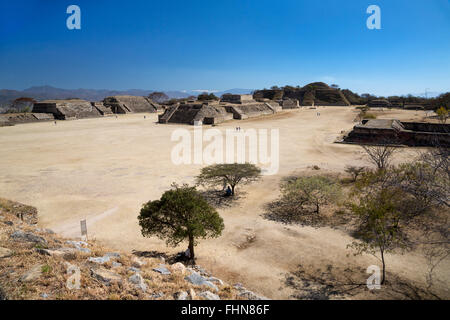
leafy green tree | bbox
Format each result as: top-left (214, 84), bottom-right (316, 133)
top-left (348, 186), bottom-right (407, 285)
top-left (138, 184), bottom-right (224, 261)
top-left (197, 92), bottom-right (219, 101)
top-left (196, 163), bottom-right (261, 196)
top-left (282, 175), bottom-right (342, 214)
top-left (436, 106), bottom-right (448, 124)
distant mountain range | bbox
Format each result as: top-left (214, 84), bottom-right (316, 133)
top-left (0, 86), bottom-right (255, 109)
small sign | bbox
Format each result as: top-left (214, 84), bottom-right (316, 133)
top-left (80, 219), bottom-right (87, 238)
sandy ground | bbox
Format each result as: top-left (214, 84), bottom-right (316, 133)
top-left (0, 107), bottom-right (448, 299)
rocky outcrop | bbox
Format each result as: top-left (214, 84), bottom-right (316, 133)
top-left (0, 199), bottom-right (266, 300)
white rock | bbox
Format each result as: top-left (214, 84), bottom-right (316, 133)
top-left (0, 247), bottom-right (14, 259)
top-left (199, 291), bottom-right (220, 300)
top-left (20, 264), bottom-right (44, 282)
top-left (170, 262), bottom-right (186, 274)
top-left (129, 273), bottom-right (147, 292)
top-left (91, 267), bottom-right (122, 285)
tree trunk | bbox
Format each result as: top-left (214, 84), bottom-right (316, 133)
top-left (316, 203), bottom-right (320, 214)
top-left (380, 248), bottom-right (386, 285)
top-left (188, 234), bottom-right (195, 263)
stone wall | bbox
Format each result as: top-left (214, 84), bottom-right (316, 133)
top-left (103, 96), bottom-right (159, 114)
top-left (33, 100), bottom-right (101, 120)
top-left (343, 119), bottom-right (450, 147)
top-left (0, 113), bottom-right (55, 126)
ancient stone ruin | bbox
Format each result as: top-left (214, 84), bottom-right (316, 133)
top-left (1, 95), bottom-right (163, 126)
top-left (343, 119), bottom-right (450, 147)
top-left (103, 96), bottom-right (161, 114)
top-left (0, 113), bottom-right (55, 127)
top-left (254, 82), bottom-right (350, 107)
top-left (367, 99), bottom-right (391, 108)
top-left (158, 95), bottom-right (281, 125)
top-left (32, 99), bottom-right (102, 120)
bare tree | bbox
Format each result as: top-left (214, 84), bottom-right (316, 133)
top-left (362, 145), bottom-right (397, 170)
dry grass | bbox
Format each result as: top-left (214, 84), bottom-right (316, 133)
top-left (0, 205), bottom-right (243, 300)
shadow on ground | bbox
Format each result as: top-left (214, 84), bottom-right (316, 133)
top-left (284, 263), bottom-right (443, 300)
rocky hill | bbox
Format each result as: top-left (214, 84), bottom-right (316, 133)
top-left (0, 199), bottom-right (265, 300)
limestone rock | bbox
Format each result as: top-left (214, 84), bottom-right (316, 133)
top-left (153, 265), bottom-right (171, 275)
top-left (128, 267), bottom-right (141, 273)
top-left (91, 267), bottom-right (122, 285)
top-left (129, 274), bottom-right (147, 292)
top-left (198, 291), bottom-right (220, 300)
top-left (65, 241), bottom-right (90, 253)
top-left (237, 290), bottom-right (269, 300)
top-left (185, 272), bottom-right (218, 292)
top-left (170, 262), bottom-right (186, 274)
top-left (0, 247), bottom-right (14, 258)
top-left (20, 264), bottom-right (44, 282)
top-left (189, 288), bottom-right (196, 300)
top-left (10, 230), bottom-right (47, 245)
top-left (131, 257), bottom-right (146, 268)
top-left (88, 256), bottom-right (111, 264)
top-left (207, 277), bottom-right (224, 286)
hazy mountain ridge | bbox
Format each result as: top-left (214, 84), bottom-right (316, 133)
top-left (0, 86), bottom-right (192, 109)
top-left (0, 86), bottom-right (256, 111)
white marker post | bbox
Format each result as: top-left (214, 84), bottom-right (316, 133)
top-left (80, 219), bottom-right (88, 241)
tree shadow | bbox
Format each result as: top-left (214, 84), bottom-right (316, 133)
top-left (284, 263), bottom-right (443, 300)
top-left (132, 250), bottom-right (196, 265)
top-left (199, 189), bottom-right (246, 209)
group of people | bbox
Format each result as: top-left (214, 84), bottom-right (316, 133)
top-left (235, 126), bottom-right (242, 131)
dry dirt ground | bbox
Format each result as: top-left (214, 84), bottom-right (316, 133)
top-left (0, 107), bottom-right (448, 299)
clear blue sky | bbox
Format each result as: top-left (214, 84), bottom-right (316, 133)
top-left (0, 0), bottom-right (449, 96)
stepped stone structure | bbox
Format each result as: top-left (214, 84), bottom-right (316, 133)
top-left (91, 102), bottom-right (114, 116)
top-left (343, 119), bottom-right (450, 147)
top-left (280, 99), bottom-right (300, 109)
top-left (367, 99), bottom-right (391, 108)
top-left (159, 95), bottom-right (281, 125)
top-left (254, 83), bottom-right (350, 106)
top-left (0, 113), bottom-right (55, 126)
top-left (32, 99), bottom-right (101, 120)
top-left (220, 94), bottom-right (254, 104)
top-left (103, 96), bottom-right (161, 114)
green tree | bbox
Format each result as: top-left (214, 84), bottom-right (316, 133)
top-left (197, 92), bottom-right (219, 101)
top-left (348, 187), bottom-right (407, 285)
top-left (196, 163), bottom-right (261, 196)
top-left (282, 175), bottom-right (342, 214)
top-left (436, 106), bottom-right (448, 124)
top-left (138, 184), bottom-right (224, 261)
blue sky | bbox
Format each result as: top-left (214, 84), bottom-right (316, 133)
top-left (0, 0), bottom-right (449, 96)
